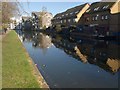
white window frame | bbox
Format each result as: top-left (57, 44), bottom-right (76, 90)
top-left (73, 18), bottom-right (76, 22)
top-left (64, 19), bottom-right (66, 23)
top-left (105, 15), bottom-right (108, 20)
top-left (66, 13), bottom-right (68, 16)
top-left (61, 20), bottom-right (62, 23)
top-left (103, 5), bottom-right (109, 9)
top-left (95, 16), bottom-right (98, 21)
top-left (92, 17), bottom-right (95, 21)
top-left (94, 7), bottom-right (99, 11)
top-left (68, 19), bottom-right (71, 22)
top-left (70, 12), bottom-right (73, 15)
top-left (75, 11), bottom-right (79, 14)
top-left (101, 16), bottom-right (104, 20)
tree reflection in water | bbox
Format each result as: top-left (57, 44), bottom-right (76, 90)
top-left (21, 30), bottom-right (120, 74)
top-left (32, 32), bottom-right (52, 55)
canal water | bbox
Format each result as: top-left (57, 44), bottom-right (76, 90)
top-left (17, 30), bottom-right (119, 88)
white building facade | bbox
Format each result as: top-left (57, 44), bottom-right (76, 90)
top-left (42, 12), bottom-right (53, 28)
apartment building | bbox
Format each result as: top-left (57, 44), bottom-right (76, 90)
top-left (52, 3), bottom-right (90, 27)
top-left (32, 11), bottom-right (53, 29)
top-left (80, 0), bottom-right (120, 36)
top-left (41, 12), bottom-right (53, 28)
top-left (31, 12), bottom-right (40, 30)
top-left (22, 16), bottom-right (32, 30)
top-left (51, 13), bottom-right (62, 26)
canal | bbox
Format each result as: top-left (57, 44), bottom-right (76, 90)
top-left (17, 30), bottom-right (119, 88)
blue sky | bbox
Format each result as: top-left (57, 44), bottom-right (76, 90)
top-left (20, 2), bottom-right (98, 16)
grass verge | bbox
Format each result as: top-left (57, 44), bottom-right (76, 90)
top-left (2, 30), bottom-right (40, 88)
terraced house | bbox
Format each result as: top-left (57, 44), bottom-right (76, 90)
top-left (80, 0), bottom-right (120, 36)
top-left (52, 3), bottom-right (90, 27)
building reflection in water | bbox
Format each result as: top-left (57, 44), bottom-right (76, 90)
top-left (77, 39), bottom-right (120, 74)
top-left (51, 34), bottom-right (120, 74)
top-left (21, 30), bottom-right (33, 42)
top-left (21, 31), bottom-right (120, 74)
top-left (32, 32), bottom-right (52, 55)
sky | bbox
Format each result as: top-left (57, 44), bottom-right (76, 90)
top-left (20, 1), bottom-right (100, 16)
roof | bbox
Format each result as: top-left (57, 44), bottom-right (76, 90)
top-left (22, 16), bottom-right (32, 21)
top-left (53, 13), bottom-right (62, 19)
top-left (85, 2), bottom-right (115, 14)
top-left (66, 3), bottom-right (88, 14)
top-left (32, 12), bottom-right (41, 16)
top-left (32, 11), bottom-right (53, 17)
top-left (53, 3), bottom-right (89, 19)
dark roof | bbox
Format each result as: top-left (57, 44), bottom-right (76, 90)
top-left (54, 13), bottom-right (62, 17)
top-left (32, 12), bottom-right (41, 16)
top-left (53, 3), bottom-right (88, 19)
top-left (85, 2), bottom-right (115, 14)
top-left (66, 3), bottom-right (88, 14)
top-left (22, 16), bottom-right (31, 21)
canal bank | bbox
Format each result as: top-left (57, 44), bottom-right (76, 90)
top-left (2, 30), bottom-right (49, 88)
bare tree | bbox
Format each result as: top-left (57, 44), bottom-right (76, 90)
top-left (1, 2), bottom-right (19, 28)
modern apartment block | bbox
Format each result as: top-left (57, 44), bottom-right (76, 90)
top-left (52, 3), bottom-right (90, 27)
top-left (79, 0), bottom-right (120, 36)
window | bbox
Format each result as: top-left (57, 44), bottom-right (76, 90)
top-left (73, 18), bottom-right (76, 22)
top-left (92, 17), bottom-right (95, 21)
top-left (62, 15), bottom-right (64, 17)
top-left (70, 12), bottom-right (73, 15)
top-left (105, 15), bottom-right (108, 20)
top-left (96, 14), bottom-right (99, 17)
top-left (66, 13), bottom-right (68, 16)
top-left (94, 14), bottom-right (99, 21)
top-left (86, 17), bottom-right (90, 21)
top-left (68, 19), bottom-right (71, 22)
top-left (75, 11), bottom-right (79, 14)
top-left (103, 5), bottom-right (109, 9)
top-left (101, 16), bottom-right (104, 20)
top-left (94, 7), bottom-right (99, 11)
top-left (64, 19), bottom-right (66, 23)
top-left (95, 16), bottom-right (98, 20)
top-left (61, 20), bottom-right (62, 23)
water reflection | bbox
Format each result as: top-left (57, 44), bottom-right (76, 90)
top-left (32, 32), bottom-right (52, 55)
top-left (52, 35), bottom-right (120, 74)
top-left (32, 32), bottom-right (52, 49)
top-left (77, 39), bottom-right (120, 74)
top-left (21, 30), bottom-right (120, 74)
top-left (18, 30), bottom-right (120, 88)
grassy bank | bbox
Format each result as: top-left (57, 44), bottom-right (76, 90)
top-left (2, 30), bottom-right (40, 88)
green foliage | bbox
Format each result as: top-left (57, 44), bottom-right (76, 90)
top-left (2, 31), bottom-right (40, 88)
